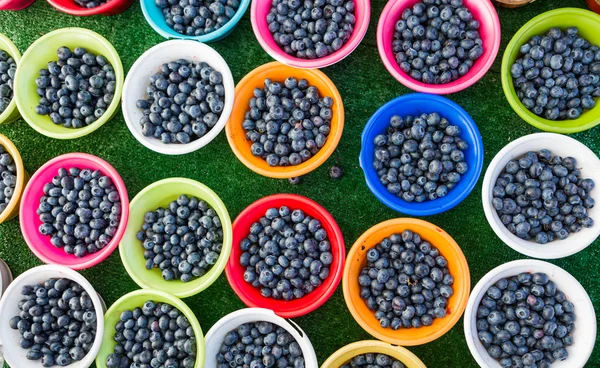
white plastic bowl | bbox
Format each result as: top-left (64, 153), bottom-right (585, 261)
top-left (122, 40), bottom-right (235, 155)
top-left (204, 308), bottom-right (318, 367)
top-left (0, 265), bottom-right (105, 368)
top-left (482, 133), bottom-right (600, 259)
top-left (0, 259), bottom-right (12, 299)
top-left (464, 260), bottom-right (596, 368)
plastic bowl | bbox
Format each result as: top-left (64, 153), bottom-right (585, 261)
top-left (251, 0), bottom-right (370, 69)
top-left (47, 0), bottom-right (134, 16)
top-left (377, 0), bottom-right (500, 94)
top-left (0, 258), bottom-right (12, 299)
top-left (464, 259), bottom-right (596, 368)
top-left (226, 62), bottom-right (344, 179)
top-left (141, 0), bottom-right (250, 43)
top-left (19, 153), bottom-right (130, 269)
top-left (482, 133), bottom-right (600, 259)
top-left (14, 28), bottom-right (124, 139)
top-left (123, 40), bottom-right (234, 155)
top-left (360, 93), bottom-right (484, 216)
top-left (501, 8), bottom-right (600, 133)
top-left (96, 289), bottom-right (205, 368)
top-left (225, 194), bottom-right (345, 318)
top-left (0, 0), bottom-right (33, 10)
top-left (0, 33), bottom-right (21, 125)
top-left (120, 178), bottom-right (232, 298)
top-left (343, 218), bottom-right (470, 346)
top-left (204, 308), bottom-right (317, 367)
top-left (321, 340), bottom-right (426, 368)
top-left (0, 265), bottom-right (105, 368)
top-left (0, 134), bottom-right (28, 224)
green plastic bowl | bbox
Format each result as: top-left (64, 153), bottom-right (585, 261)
top-left (0, 33), bottom-right (21, 125)
top-left (501, 8), bottom-right (600, 134)
top-left (95, 289), bottom-right (205, 368)
top-left (120, 178), bottom-right (232, 298)
top-left (14, 27), bottom-right (124, 139)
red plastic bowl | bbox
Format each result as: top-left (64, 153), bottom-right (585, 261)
top-left (377, 0), bottom-right (501, 94)
top-left (0, 0), bottom-right (34, 10)
top-left (47, 0), bottom-right (134, 16)
top-left (19, 153), bottom-right (130, 270)
top-left (225, 194), bottom-right (345, 318)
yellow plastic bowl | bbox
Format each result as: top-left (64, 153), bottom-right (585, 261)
top-left (0, 33), bottom-right (21, 125)
top-left (14, 28), bottom-right (124, 139)
top-left (0, 134), bottom-right (28, 223)
top-left (321, 340), bottom-right (426, 368)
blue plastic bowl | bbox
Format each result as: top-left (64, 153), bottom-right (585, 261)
top-left (141, 0), bottom-right (250, 43)
top-left (360, 93), bottom-right (484, 216)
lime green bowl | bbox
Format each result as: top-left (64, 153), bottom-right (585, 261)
top-left (14, 27), bottom-right (124, 139)
top-left (0, 33), bottom-right (21, 125)
top-left (95, 289), bottom-right (205, 368)
top-left (120, 178), bottom-right (232, 298)
top-left (501, 8), bottom-right (600, 133)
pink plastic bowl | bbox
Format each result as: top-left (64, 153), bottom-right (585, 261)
top-left (377, 0), bottom-right (501, 94)
top-left (251, 0), bottom-right (371, 69)
top-left (19, 153), bottom-right (130, 270)
top-left (0, 0), bottom-right (34, 10)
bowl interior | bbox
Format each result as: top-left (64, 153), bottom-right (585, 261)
top-left (501, 8), bottom-right (600, 133)
top-left (343, 219), bottom-right (470, 345)
top-left (378, 0), bottom-right (500, 93)
top-left (226, 194), bottom-right (345, 318)
top-left (321, 340), bottom-right (426, 368)
top-left (47, 0), bottom-right (126, 15)
top-left (14, 28), bottom-right (124, 139)
top-left (226, 62), bottom-right (344, 179)
top-left (360, 94), bottom-right (483, 216)
top-left (0, 134), bottom-right (27, 223)
top-left (120, 178), bottom-right (232, 298)
top-left (19, 153), bottom-right (129, 269)
top-left (0, 33), bottom-right (21, 125)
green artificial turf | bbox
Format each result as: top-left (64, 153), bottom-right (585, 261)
top-left (0, 0), bottom-right (599, 366)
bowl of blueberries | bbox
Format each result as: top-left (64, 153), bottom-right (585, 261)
top-left (464, 259), bottom-right (597, 368)
top-left (225, 194), bottom-right (345, 318)
top-left (0, 264), bottom-right (105, 368)
top-left (377, 0), bottom-right (501, 94)
top-left (482, 133), bottom-right (600, 259)
top-left (0, 33), bottom-right (20, 125)
top-left (0, 134), bottom-right (28, 224)
top-left (502, 8), bottom-right (600, 133)
top-left (13, 27), bottom-right (124, 140)
top-left (96, 288), bottom-right (204, 368)
top-left (47, 0), bottom-right (135, 16)
top-left (141, 0), bottom-right (250, 43)
top-left (251, 0), bottom-right (371, 68)
top-left (19, 152), bottom-right (130, 269)
top-left (321, 339), bottom-right (426, 368)
top-left (122, 40), bottom-right (235, 155)
top-left (120, 177), bottom-right (233, 298)
top-left (343, 218), bottom-right (470, 346)
top-left (204, 307), bottom-right (318, 367)
top-left (360, 93), bottom-right (483, 216)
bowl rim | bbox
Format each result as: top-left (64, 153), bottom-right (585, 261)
top-left (500, 7), bottom-right (600, 134)
top-left (14, 27), bottom-right (124, 140)
top-left (225, 61), bottom-right (345, 179)
top-left (359, 93), bottom-right (484, 216)
top-left (320, 340), bottom-right (427, 368)
top-left (0, 134), bottom-right (27, 223)
top-left (122, 40), bottom-right (235, 155)
top-left (0, 32), bottom-right (21, 125)
top-left (46, 0), bottom-right (132, 16)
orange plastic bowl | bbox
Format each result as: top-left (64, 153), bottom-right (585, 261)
top-left (343, 218), bottom-right (470, 346)
top-left (225, 61), bottom-right (344, 179)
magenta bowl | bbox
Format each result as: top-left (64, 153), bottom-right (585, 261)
top-left (377, 0), bottom-right (500, 94)
top-left (251, 0), bottom-right (371, 69)
top-left (19, 153), bottom-right (129, 270)
top-left (0, 0), bottom-right (34, 10)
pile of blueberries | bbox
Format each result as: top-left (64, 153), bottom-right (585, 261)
top-left (373, 112), bottom-right (468, 203)
top-left (359, 230), bottom-right (454, 330)
top-left (156, 0), bottom-right (240, 37)
top-left (492, 150), bottom-right (595, 244)
top-left (0, 145), bottom-right (16, 214)
top-left (37, 167), bottom-right (122, 258)
top-left (341, 353), bottom-right (406, 368)
top-left (9, 278), bottom-right (97, 367)
top-left (35, 47), bottom-right (116, 129)
top-left (217, 321), bottom-right (305, 368)
top-left (0, 49), bottom-right (16, 114)
top-left (74, 0), bottom-right (107, 8)
top-left (477, 272), bottom-right (575, 367)
top-left (137, 60), bottom-right (225, 144)
top-left (105, 301), bottom-right (196, 368)
top-left (240, 206), bottom-right (332, 300)
top-left (267, 0), bottom-right (356, 59)
top-left (137, 194), bottom-right (223, 282)
top-left (511, 27), bottom-right (600, 120)
top-left (393, 0), bottom-right (483, 84)
top-left (243, 77), bottom-right (333, 167)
